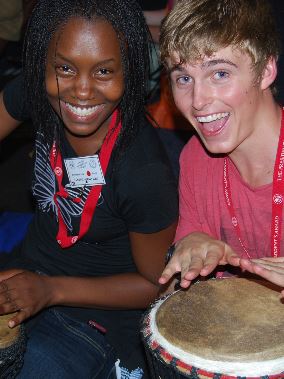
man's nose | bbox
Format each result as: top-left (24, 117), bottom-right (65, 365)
top-left (192, 82), bottom-right (212, 111)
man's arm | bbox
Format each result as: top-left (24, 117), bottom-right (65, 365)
top-left (240, 257), bottom-right (284, 292)
top-left (159, 139), bottom-right (240, 288)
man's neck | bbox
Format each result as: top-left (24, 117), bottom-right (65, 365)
top-left (229, 101), bottom-right (282, 188)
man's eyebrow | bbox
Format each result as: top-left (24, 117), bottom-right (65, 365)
top-left (168, 58), bottom-right (237, 75)
top-left (168, 64), bottom-right (186, 75)
top-left (167, 58), bottom-right (238, 76)
top-left (201, 59), bottom-right (237, 69)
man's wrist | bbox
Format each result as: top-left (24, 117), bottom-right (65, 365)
top-left (165, 244), bottom-right (175, 265)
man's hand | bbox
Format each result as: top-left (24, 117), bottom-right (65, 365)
top-left (240, 257), bottom-right (284, 295)
top-left (159, 232), bottom-right (240, 288)
top-left (0, 269), bottom-right (54, 328)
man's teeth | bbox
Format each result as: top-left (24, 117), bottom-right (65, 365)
top-left (196, 112), bottom-right (229, 123)
top-left (65, 103), bottom-right (99, 117)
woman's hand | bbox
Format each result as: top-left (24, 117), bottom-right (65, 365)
top-left (159, 232), bottom-right (240, 288)
top-left (0, 269), bottom-right (55, 327)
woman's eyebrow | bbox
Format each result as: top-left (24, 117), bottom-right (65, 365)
top-left (54, 52), bottom-right (116, 66)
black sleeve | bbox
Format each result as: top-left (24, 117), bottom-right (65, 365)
top-left (138, 0), bottom-right (168, 11)
top-left (114, 123), bottom-right (178, 233)
top-left (120, 161), bottom-right (178, 233)
top-left (3, 74), bottom-right (31, 121)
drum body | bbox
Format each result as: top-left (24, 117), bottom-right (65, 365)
top-left (141, 278), bottom-right (284, 379)
top-left (0, 314), bottom-right (26, 378)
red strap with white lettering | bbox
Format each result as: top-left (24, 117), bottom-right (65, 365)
top-left (271, 109), bottom-right (284, 257)
top-left (224, 108), bottom-right (284, 258)
top-left (50, 110), bottom-right (121, 248)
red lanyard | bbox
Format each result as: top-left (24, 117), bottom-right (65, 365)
top-left (271, 109), bottom-right (284, 257)
top-left (223, 109), bottom-right (284, 258)
top-left (50, 110), bottom-right (121, 248)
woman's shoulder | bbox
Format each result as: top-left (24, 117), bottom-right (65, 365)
top-left (112, 116), bottom-right (177, 193)
top-left (120, 116), bottom-right (170, 168)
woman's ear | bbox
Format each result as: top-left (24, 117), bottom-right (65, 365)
top-left (260, 56), bottom-right (278, 90)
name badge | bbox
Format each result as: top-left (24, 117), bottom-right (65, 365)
top-left (64, 156), bottom-right (105, 188)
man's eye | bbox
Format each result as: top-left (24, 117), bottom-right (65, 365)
top-left (176, 76), bottom-right (191, 85)
top-left (214, 71), bottom-right (229, 80)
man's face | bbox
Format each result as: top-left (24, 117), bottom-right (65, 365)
top-left (167, 46), bottom-right (272, 155)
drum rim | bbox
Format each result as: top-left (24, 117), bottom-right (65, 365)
top-left (0, 325), bottom-right (26, 359)
top-left (0, 325), bottom-right (26, 379)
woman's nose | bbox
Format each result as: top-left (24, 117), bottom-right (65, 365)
top-left (73, 75), bottom-right (95, 101)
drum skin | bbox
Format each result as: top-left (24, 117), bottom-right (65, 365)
top-left (141, 278), bottom-right (284, 379)
top-left (0, 314), bottom-right (26, 379)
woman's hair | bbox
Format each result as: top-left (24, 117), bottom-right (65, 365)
top-left (160, 0), bottom-right (281, 78)
top-left (23, 0), bottom-right (150, 153)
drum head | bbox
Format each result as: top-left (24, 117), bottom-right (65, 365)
top-left (156, 278), bottom-right (284, 362)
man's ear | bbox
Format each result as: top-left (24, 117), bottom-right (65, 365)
top-left (260, 56), bottom-right (278, 90)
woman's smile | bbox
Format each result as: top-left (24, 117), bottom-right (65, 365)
top-left (61, 101), bottom-right (106, 123)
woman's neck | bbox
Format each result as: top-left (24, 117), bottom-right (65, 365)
top-left (65, 122), bottom-right (109, 157)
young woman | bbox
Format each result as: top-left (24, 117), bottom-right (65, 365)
top-left (0, 0), bottom-right (178, 377)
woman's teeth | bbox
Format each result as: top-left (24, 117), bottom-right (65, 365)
top-left (196, 112), bottom-right (229, 123)
top-left (65, 103), bottom-right (99, 117)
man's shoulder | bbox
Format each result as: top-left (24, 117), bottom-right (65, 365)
top-left (180, 135), bottom-right (223, 174)
top-left (180, 135), bottom-right (209, 162)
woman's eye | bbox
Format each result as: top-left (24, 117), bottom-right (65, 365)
top-left (56, 64), bottom-right (73, 75)
top-left (214, 71), bottom-right (229, 80)
top-left (98, 68), bottom-right (110, 75)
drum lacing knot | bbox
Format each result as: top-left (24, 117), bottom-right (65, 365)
top-left (188, 367), bottom-right (199, 379)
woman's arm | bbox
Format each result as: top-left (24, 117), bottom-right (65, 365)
top-left (52, 222), bottom-right (177, 307)
top-left (0, 91), bottom-right (22, 140)
top-left (0, 222), bottom-right (177, 327)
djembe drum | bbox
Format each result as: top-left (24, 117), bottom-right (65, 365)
top-left (0, 314), bottom-right (26, 378)
top-left (142, 278), bottom-right (284, 378)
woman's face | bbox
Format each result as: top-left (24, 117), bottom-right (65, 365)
top-left (45, 17), bottom-right (124, 139)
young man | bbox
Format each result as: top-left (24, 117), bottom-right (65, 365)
top-left (158, 0), bottom-right (284, 289)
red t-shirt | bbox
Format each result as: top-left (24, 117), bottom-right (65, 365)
top-left (175, 136), bottom-right (283, 259)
